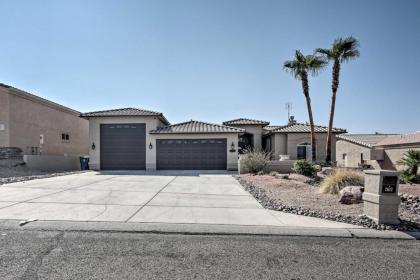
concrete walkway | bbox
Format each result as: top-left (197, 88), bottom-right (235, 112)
top-left (0, 171), bottom-right (361, 229)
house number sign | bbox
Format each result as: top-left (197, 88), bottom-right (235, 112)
top-left (382, 176), bottom-right (398, 194)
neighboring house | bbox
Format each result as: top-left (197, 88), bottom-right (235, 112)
top-left (80, 108), bottom-right (244, 171)
top-left (336, 132), bottom-right (420, 170)
top-left (0, 83), bottom-right (89, 158)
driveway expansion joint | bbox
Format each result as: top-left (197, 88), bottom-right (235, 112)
top-left (124, 176), bottom-right (178, 222)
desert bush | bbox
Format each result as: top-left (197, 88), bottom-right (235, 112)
top-left (397, 149), bottom-right (420, 183)
top-left (241, 149), bottom-right (271, 174)
top-left (292, 160), bottom-right (317, 176)
top-left (320, 168), bottom-right (364, 195)
top-left (400, 170), bottom-right (417, 184)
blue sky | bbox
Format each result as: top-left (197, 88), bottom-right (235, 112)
top-left (0, 0), bottom-right (419, 133)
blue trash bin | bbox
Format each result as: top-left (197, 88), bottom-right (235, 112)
top-left (79, 156), bottom-right (90, 170)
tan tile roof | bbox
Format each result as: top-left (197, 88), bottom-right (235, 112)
top-left (337, 134), bottom-right (395, 148)
top-left (264, 125), bottom-right (286, 131)
top-left (223, 118), bottom-right (270, 126)
top-left (270, 123), bottom-right (346, 134)
top-left (150, 120), bottom-right (245, 134)
top-left (374, 132), bottom-right (420, 147)
top-left (81, 107), bottom-right (170, 125)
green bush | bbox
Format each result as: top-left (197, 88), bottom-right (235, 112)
top-left (397, 149), bottom-right (420, 183)
top-left (400, 170), bottom-right (417, 184)
top-left (241, 149), bottom-right (271, 174)
top-left (292, 160), bottom-right (317, 176)
top-left (320, 169), bottom-right (364, 194)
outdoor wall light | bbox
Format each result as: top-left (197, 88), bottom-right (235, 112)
top-left (91, 142), bottom-right (96, 150)
top-left (149, 142), bottom-right (153, 150)
top-left (229, 142), bottom-right (236, 152)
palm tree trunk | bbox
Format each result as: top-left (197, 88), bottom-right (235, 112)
top-left (326, 60), bottom-right (340, 163)
top-left (301, 72), bottom-right (316, 161)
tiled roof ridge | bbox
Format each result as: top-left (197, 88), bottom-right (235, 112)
top-left (269, 122), bottom-right (346, 133)
top-left (82, 107), bottom-right (162, 116)
top-left (150, 119), bottom-right (245, 133)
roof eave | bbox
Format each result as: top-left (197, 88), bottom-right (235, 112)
top-left (149, 131), bottom-right (243, 134)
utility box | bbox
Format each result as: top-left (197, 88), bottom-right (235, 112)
top-left (363, 170), bottom-right (400, 225)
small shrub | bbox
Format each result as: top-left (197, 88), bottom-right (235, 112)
top-left (269, 171), bottom-right (279, 176)
top-left (397, 149), bottom-right (420, 177)
top-left (292, 160), bottom-right (317, 176)
top-left (320, 168), bottom-right (364, 195)
top-left (241, 149), bottom-right (271, 174)
top-left (400, 170), bottom-right (417, 184)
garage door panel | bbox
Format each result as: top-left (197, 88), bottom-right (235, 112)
top-left (100, 124), bottom-right (146, 170)
top-left (157, 138), bottom-right (227, 170)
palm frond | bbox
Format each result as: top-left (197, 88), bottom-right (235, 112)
top-left (306, 55), bottom-right (328, 76)
top-left (318, 36), bottom-right (360, 62)
top-left (315, 48), bottom-right (333, 59)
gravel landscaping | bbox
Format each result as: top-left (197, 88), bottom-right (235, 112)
top-left (237, 174), bottom-right (420, 232)
top-left (0, 166), bottom-right (89, 185)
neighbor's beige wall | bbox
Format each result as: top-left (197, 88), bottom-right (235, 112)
top-left (1, 87), bottom-right (88, 156)
top-left (334, 140), bottom-right (419, 171)
top-left (335, 140), bottom-right (379, 168)
top-left (285, 133), bottom-right (336, 162)
top-left (379, 146), bottom-right (420, 171)
top-left (0, 90), bottom-right (10, 147)
top-left (149, 133), bottom-right (239, 171)
top-left (87, 116), bottom-right (164, 170)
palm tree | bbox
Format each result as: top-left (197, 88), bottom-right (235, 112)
top-left (284, 50), bottom-right (327, 161)
top-left (397, 149), bottom-right (420, 177)
top-left (316, 37), bottom-right (360, 163)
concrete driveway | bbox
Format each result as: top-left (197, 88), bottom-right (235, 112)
top-left (0, 171), bottom-right (359, 228)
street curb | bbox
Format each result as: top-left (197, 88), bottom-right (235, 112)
top-left (0, 220), bottom-right (419, 240)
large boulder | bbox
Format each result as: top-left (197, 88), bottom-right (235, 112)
top-left (339, 186), bottom-right (364, 204)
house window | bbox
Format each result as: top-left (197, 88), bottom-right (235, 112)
top-left (342, 153), bottom-right (347, 160)
top-left (297, 143), bottom-right (313, 160)
top-left (61, 133), bottom-right (70, 142)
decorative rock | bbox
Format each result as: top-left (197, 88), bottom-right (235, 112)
top-left (321, 167), bottom-right (334, 176)
top-left (235, 176), bottom-right (420, 232)
top-left (339, 186), bottom-right (364, 204)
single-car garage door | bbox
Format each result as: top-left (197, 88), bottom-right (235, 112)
top-left (100, 123), bottom-right (146, 170)
top-left (157, 139), bottom-right (227, 170)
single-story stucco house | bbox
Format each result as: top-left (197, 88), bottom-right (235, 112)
top-left (0, 83), bottom-right (89, 170)
top-left (336, 132), bottom-right (420, 171)
top-left (81, 108), bottom-right (346, 171)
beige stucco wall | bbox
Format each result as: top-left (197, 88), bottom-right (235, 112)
top-left (379, 146), bottom-right (420, 171)
top-left (335, 139), bottom-right (378, 168)
top-left (335, 140), bottom-right (419, 171)
top-left (271, 133), bottom-right (287, 159)
top-left (230, 124), bottom-right (264, 150)
top-left (0, 90), bottom-right (10, 147)
top-left (0, 87), bottom-right (88, 156)
top-left (87, 116), bottom-right (164, 170)
top-left (271, 133), bottom-right (336, 162)
top-left (149, 133), bottom-right (239, 171)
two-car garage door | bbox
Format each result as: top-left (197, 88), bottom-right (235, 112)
top-left (100, 123), bottom-right (227, 170)
top-left (157, 139), bottom-right (227, 170)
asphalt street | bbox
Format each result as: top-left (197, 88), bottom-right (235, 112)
top-left (0, 229), bottom-right (419, 280)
